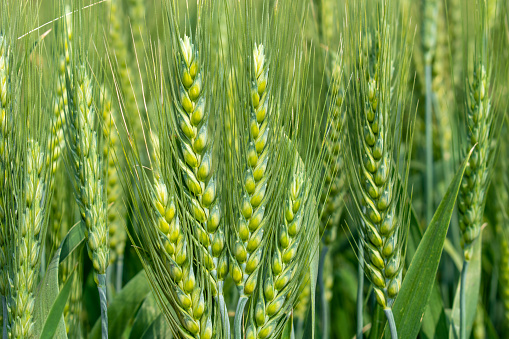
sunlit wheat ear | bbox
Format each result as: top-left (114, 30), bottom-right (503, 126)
top-left (232, 44), bottom-right (270, 297)
top-left (320, 53), bottom-right (346, 245)
top-left (0, 34), bottom-right (11, 299)
top-left (147, 130), bottom-right (214, 338)
top-left (100, 86), bottom-right (126, 266)
top-left (65, 66), bottom-right (109, 281)
top-left (253, 154), bottom-right (308, 338)
top-left (9, 140), bottom-right (48, 338)
top-left (458, 64), bottom-right (492, 259)
top-left (173, 35), bottom-right (225, 295)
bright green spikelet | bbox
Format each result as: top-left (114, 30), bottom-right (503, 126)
top-left (233, 44), bottom-right (270, 296)
top-left (149, 132), bottom-right (207, 335)
top-left (458, 64), bottom-right (492, 259)
top-left (100, 87), bottom-right (126, 266)
top-left (66, 66), bottom-right (109, 279)
top-left (149, 131), bottom-right (179, 259)
top-left (174, 35), bottom-right (225, 294)
top-left (8, 141), bottom-right (48, 338)
top-left (321, 54), bottom-right (346, 245)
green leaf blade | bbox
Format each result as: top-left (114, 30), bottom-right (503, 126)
top-left (392, 150), bottom-right (472, 339)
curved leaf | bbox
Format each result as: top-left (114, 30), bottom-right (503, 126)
top-left (391, 150), bottom-right (472, 339)
top-left (89, 270), bottom-right (150, 339)
top-left (140, 313), bottom-right (173, 339)
top-left (59, 222), bottom-right (86, 264)
top-left (128, 293), bottom-right (160, 339)
top-left (34, 222), bottom-right (86, 339)
top-left (40, 269), bottom-right (75, 339)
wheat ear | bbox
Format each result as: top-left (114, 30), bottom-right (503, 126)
top-left (174, 35), bottom-right (226, 296)
top-left (321, 54), bottom-right (346, 245)
top-left (150, 130), bottom-right (216, 338)
top-left (458, 64), bottom-right (492, 258)
top-left (100, 86), bottom-right (126, 281)
top-left (231, 44), bottom-right (270, 296)
top-left (254, 155), bottom-right (308, 338)
top-left (8, 141), bottom-right (49, 338)
top-left (64, 65), bottom-right (109, 338)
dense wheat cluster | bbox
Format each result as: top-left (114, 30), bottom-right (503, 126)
top-left (0, 0), bottom-right (508, 338)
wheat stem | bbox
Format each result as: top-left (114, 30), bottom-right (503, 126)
top-left (234, 295), bottom-right (248, 339)
top-left (384, 307), bottom-right (398, 339)
top-left (116, 254), bottom-right (124, 291)
top-left (98, 273), bottom-right (109, 339)
top-left (460, 259), bottom-right (469, 339)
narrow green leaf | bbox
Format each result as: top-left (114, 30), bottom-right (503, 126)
top-left (34, 221), bottom-right (86, 339)
top-left (448, 235), bottom-right (482, 339)
top-left (128, 293), bottom-right (160, 339)
top-left (280, 313), bottom-right (293, 339)
top-left (40, 269), bottom-right (75, 339)
top-left (302, 233), bottom-right (319, 339)
top-left (89, 270), bottom-right (150, 339)
top-left (140, 313), bottom-right (173, 339)
top-left (59, 222), bottom-right (86, 264)
top-left (391, 151), bottom-right (472, 339)
top-left (406, 208), bottom-right (448, 338)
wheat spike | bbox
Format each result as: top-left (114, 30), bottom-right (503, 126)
top-left (321, 55), bottom-right (346, 244)
top-left (459, 64), bottom-right (492, 259)
top-left (232, 44), bottom-right (270, 297)
top-left (253, 154), bottom-right (308, 338)
top-left (174, 35), bottom-right (225, 296)
top-left (8, 141), bottom-right (48, 338)
top-left (66, 66), bottom-right (109, 279)
top-left (347, 2), bottom-right (412, 309)
top-left (100, 86), bottom-right (126, 266)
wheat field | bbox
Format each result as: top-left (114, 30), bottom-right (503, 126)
top-left (0, 0), bottom-right (508, 338)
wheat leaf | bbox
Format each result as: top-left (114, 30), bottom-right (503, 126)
top-left (391, 148), bottom-right (473, 339)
